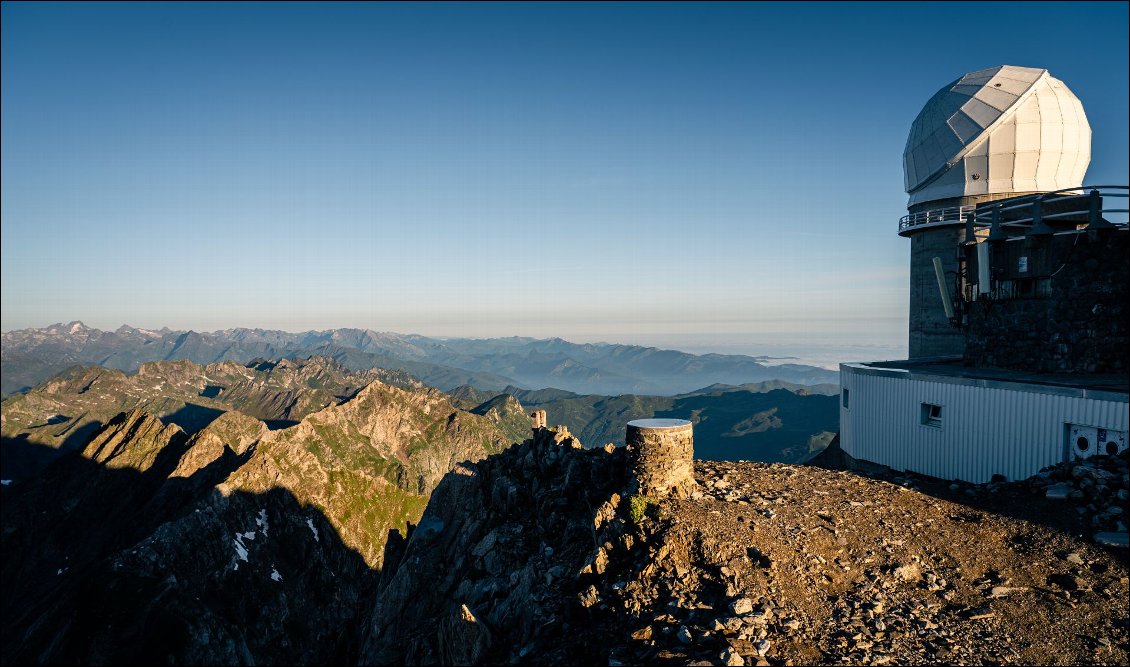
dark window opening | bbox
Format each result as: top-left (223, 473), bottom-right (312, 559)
top-left (920, 403), bottom-right (943, 427)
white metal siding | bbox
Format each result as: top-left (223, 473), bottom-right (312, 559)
top-left (840, 364), bottom-right (1129, 483)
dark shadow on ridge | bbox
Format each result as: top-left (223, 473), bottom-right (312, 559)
top-left (1, 419), bottom-right (107, 485)
top-left (161, 402), bottom-right (225, 433)
top-left (0, 434), bottom-right (60, 482)
top-left (58, 419), bottom-right (105, 453)
top-left (362, 433), bottom-right (639, 666)
top-left (1, 432), bottom-right (381, 666)
top-left (263, 418), bottom-right (300, 431)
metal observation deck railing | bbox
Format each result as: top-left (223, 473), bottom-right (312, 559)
top-left (897, 185), bottom-right (1129, 235)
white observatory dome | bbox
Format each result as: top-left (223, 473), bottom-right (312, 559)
top-left (903, 65), bottom-right (1090, 207)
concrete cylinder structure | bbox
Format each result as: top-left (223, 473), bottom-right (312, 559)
top-left (903, 223), bottom-right (967, 359)
top-left (627, 418), bottom-right (695, 499)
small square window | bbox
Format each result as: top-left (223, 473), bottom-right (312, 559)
top-left (920, 403), bottom-right (943, 427)
top-left (842, 388), bottom-right (850, 409)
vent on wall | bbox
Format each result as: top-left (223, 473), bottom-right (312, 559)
top-left (920, 403), bottom-right (943, 428)
top-left (1068, 424), bottom-right (1128, 459)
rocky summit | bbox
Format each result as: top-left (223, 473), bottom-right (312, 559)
top-left (3, 402), bottom-right (1127, 665)
top-left (363, 427), bottom-right (1128, 666)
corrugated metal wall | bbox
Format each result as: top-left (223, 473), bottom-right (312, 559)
top-left (840, 364), bottom-right (1129, 483)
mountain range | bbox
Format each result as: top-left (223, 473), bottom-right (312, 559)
top-left (0, 356), bottom-right (419, 481)
top-left (4, 327), bottom-right (1117, 665)
top-left (2, 365), bottom-right (517, 663)
top-left (2, 356), bottom-right (838, 485)
top-left (1, 322), bottom-right (839, 397)
top-left (0, 323), bottom-right (842, 660)
top-left (4, 392), bottom-right (1124, 664)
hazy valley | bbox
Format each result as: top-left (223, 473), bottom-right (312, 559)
top-left (1, 322), bottom-right (839, 398)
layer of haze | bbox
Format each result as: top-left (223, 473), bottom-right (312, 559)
top-left (3, 2), bottom-right (1128, 357)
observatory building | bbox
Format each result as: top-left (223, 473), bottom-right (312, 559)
top-left (838, 66), bottom-right (1128, 483)
top-left (902, 66), bottom-right (1092, 358)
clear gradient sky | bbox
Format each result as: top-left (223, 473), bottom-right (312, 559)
top-left (2, 2), bottom-right (1127, 354)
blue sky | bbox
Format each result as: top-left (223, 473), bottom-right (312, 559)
top-left (2, 2), bottom-right (1127, 354)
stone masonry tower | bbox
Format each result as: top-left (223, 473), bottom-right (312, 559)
top-left (900, 66), bottom-right (1090, 358)
top-left (627, 418), bottom-right (695, 499)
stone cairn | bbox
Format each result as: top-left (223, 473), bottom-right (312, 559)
top-left (626, 418), bottom-right (695, 499)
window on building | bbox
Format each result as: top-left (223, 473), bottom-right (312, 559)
top-left (842, 388), bottom-right (849, 409)
top-left (920, 403), bottom-right (943, 427)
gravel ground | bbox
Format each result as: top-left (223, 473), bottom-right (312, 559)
top-left (587, 458), bottom-right (1129, 666)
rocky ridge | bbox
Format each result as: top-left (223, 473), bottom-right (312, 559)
top-left (0, 355), bottom-right (420, 480)
top-left (363, 425), bottom-right (629, 665)
top-left (3, 371), bottom-right (1126, 665)
top-left (1, 375), bottom-right (517, 664)
top-left (468, 393), bottom-right (532, 445)
top-left (364, 427), bottom-right (1129, 666)
top-left (222, 380), bottom-right (513, 566)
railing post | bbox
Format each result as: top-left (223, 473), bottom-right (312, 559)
top-left (1086, 189), bottom-right (1115, 231)
top-left (987, 204), bottom-right (1008, 242)
top-left (1026, 198), bottom-right (1054, 238)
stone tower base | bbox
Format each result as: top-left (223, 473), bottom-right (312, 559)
top-left (627, 418), bottom-right (695, 499)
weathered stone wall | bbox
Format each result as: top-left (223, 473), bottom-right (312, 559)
top-left (627, 420), bottom-right (695, 499)
top-left (964, 230), bottom-right (1129, 373)
top-left (908, 226), bottom-right (966, 359)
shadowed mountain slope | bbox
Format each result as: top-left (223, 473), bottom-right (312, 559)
top-left (2, 372), bottom-right (520, 664)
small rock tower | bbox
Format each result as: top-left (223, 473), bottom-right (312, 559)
top-left (627, 418), bottom-right (695, 498)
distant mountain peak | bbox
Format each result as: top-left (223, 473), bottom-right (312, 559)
top-left (3, 323), bottom-right (839, 398)
top-left (38, 320), bottom-right (92, 335)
